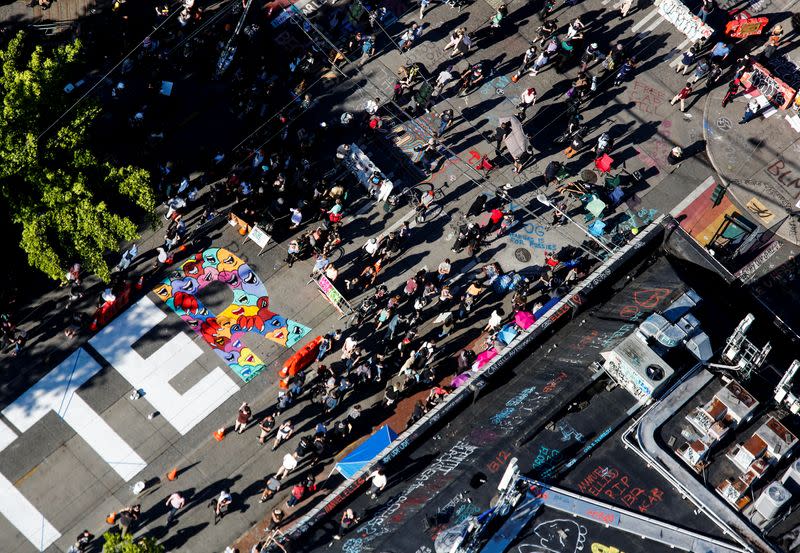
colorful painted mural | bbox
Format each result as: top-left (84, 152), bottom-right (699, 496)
top-left (153, 247), bottom-right (311, 382)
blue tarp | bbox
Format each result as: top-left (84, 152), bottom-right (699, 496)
top-left (335, 425), bottom-right (398, 478)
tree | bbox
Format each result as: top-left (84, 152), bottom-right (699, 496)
top-left (103, 532), bottom-right (164, 553)
top-left (0, 31), bottom-right (156, 282)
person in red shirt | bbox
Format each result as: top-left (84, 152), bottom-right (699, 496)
top-left (669, 82), bottom-right (693, 113)
top-left (484, 208), bottom-right (504, 237)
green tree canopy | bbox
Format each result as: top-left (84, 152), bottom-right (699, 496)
top-left (103, 531), bottom-right (164, 553)
top-left (0, 31), bottom-right (156, 282)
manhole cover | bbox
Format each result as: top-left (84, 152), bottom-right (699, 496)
top-left (514, 248), bottom-right (531, 262)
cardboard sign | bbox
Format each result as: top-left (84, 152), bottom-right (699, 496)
top-left (741, 62), bottom-right (797, 110)
top-left (315, 275), bottom-right (351, 317)
top-left (725, 16), bottom-right (768, 39)
top-left (246, 225), bottom-right (271, 248)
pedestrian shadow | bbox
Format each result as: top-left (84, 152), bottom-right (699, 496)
top-left (160, 522), bottom-right (209, 550)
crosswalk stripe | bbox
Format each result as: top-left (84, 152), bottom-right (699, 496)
top-left (630, 8), bottom-right (661, 32)
top-left (644, 15), bottom-right (664, 33)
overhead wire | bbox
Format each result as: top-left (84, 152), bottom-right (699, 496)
top-left (36, 3), bottom-right (185, 141)
top-left (284, 6), bottom-right (609, 262)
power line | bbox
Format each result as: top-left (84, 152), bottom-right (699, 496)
top-left (36, 2), bottom-right (184, 141)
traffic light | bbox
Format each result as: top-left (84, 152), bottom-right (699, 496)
top-left (710, 183), bottom-right (727, 206)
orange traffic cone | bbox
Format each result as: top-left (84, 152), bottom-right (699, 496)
top-left (89, 319), bottom-right (99, 332)
top-left (167, 467), bottom-right (178, 481)
top-left (135, 275), bottom-right (144, 290)
top-left (213, 427), bottom-right (226, 441)
top-left (106, 512), bottom-right (117, 524)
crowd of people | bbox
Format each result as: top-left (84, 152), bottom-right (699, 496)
top-left (20, 0), bottom-right (799, 549)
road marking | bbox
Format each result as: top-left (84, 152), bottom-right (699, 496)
top-left (0, 473), bottom-right (60, 552)
top-left (630, 8), bottom-right (661, 32)
top-left (643, 15), bottom-right (665, 34)
top-left (2, 349), bottom-right (147, 481)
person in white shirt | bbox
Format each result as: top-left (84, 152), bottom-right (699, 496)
top-left (165, 492), bottom-right (185, 524)
top-left (434, 67), bottom-right (453, 95)
top-left (485, 308), bottom-right (505, 333)
top-left (275, 452), bottom-right (298, 480)
top-left (365, 97), bottom-right (380, 115)
top-left (367, 468), bottom-right (387, 499)
top-left (437, 259), bottom-right (451, 282)
top-left (518, 87), bottom-right (537, 119)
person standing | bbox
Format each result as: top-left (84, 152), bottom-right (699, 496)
top-left (696, 0), bottom-right (714, 23)
top-left (669, 82), bottom-right (693, 112)
top-left (721, 78), bottom-right (741, 108)
top-left (437, 259), bottom-right (452, 282)
top-left (332, 509), bottom-right (360, 541)
top-left (165, 492), bottom-right (185, 524)
top-left (739, 98), bottom-right (761, 124)
top-left (234, 402), bottom-right (251, 434)
top-left (358, 35), bottom-right (376, 67)
top-left (710, 41), bottom-right (731, 62)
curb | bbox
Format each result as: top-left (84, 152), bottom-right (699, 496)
top-left (281, 216), bottom-right (668, 544)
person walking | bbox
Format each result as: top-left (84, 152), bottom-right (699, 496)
top-left (260, 475), bottom-right (281, 503)
top-left (213, 490), bottom-right (232, 524)
top-left (419, 0), bottom-right (430, 19)
top-left (165, 492), bottom-right (185, 524)
top-left (272, 419), bottom-right (294, 451)
top-left (613, 57), bottom-right (635, 86)
top-left (367, 467), bottom-right (388, 499)
top-left (257, 413), bottom-right (276, 444)
top-left (688, 57), bottom-right (710, 84)
top-left (721, 78), bottom-right (741, 107)
top-left (437, 109), bottom-right (454, 136)
top-left (275, 452), bottom-right (299, 480)
top-left (434, 66), bottom-right (454, 96)
top-left (517, 87), bottom-right (537, 119)
top-left (739, 98), bottom-right (761, 124)
top-left (710, 40), bottom-right (731, 62)
top-left (513, 44), bottom-right (538, 80)
top-left (437, 259), bottom-right (452, 282)
top-left (234, 402), bottom-right (251, 433)
top-left (673, 49), bottom-right (695, 75)
top-left (399, 23), bottom-right (422, 51)
top-left (669, 82), bottom-right (693, 112)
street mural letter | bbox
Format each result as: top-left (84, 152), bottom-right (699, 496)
top-left (153, 247), bottom-right (311, 382)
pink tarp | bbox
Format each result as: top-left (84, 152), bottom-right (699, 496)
top-left (515, 311), bottom-right (536, 329)
top-left (474, 347), bottom-right (498, 369)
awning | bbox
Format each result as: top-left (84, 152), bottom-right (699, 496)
top-left (335, 425), bottom-right (398, 479)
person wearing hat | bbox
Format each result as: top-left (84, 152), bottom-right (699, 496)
top-left (580, 43), bottom-right (603, 72)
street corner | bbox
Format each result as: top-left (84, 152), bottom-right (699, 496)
top-left (702, 89), bottom-right (800, 246)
